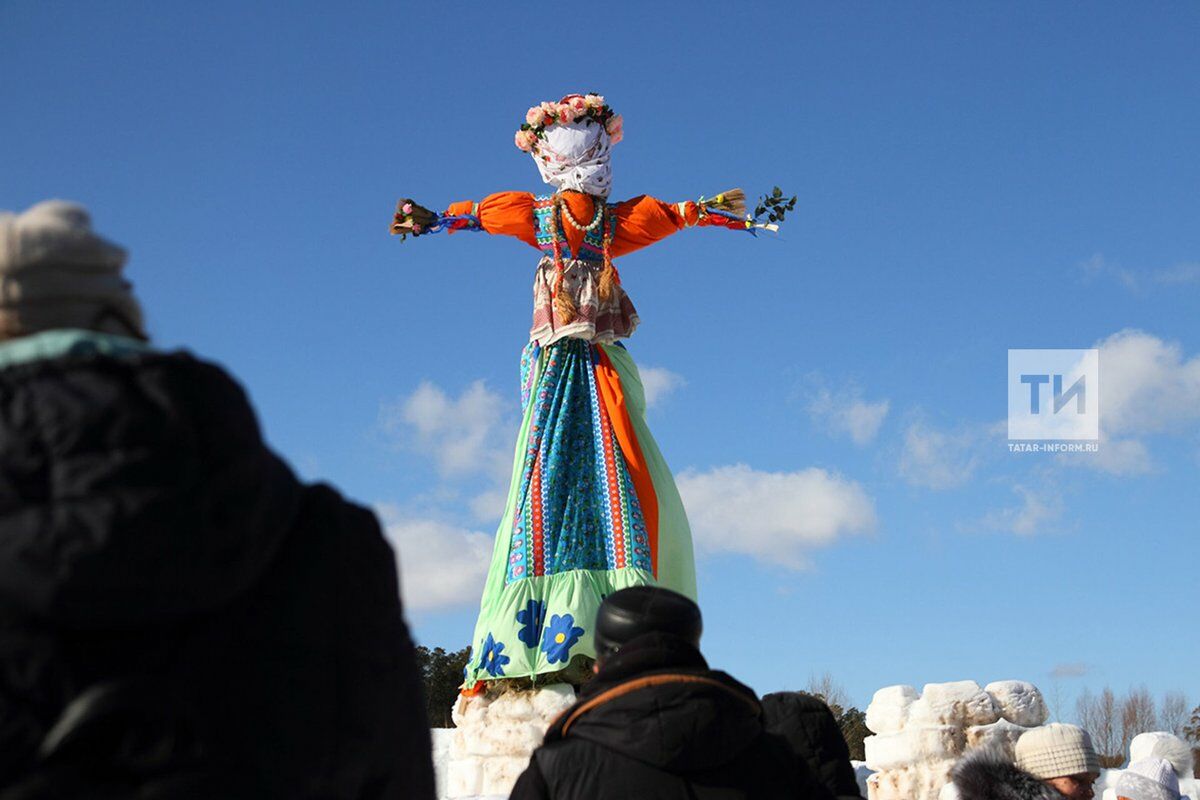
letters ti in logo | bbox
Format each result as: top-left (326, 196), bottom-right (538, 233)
top-left (1007, 349), bottom-right (1099, 441)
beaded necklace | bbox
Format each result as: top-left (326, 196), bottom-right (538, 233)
top-left (546, 193), bottom-right (620, 324)
top-left (557, 192), bottom-right (604, 232)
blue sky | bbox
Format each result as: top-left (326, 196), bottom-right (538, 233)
top-left (3, 2), bottom-right (1197, 716)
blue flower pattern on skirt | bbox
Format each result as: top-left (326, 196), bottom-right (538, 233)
top-left (516, 599), bottom-right (547, 648)
top-left (540, 613), bottom-right (585, 665)
top-left (478, 633), bottom-right (510, 677)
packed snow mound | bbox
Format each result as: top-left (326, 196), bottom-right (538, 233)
top-left (529, 681), bottom-right (576, 720)
top-left (869, 760), bottom-right (957, 800)
top-left (865, 726), bottom-right (964, 771)
top-left (440, 683), bottom-right (578, 799)
top-left (852, 760), bottom-right (873, 798)
top-left (984, 680), bottom-right (1048, 727)
top-left (909, 681), bottom-right (999, 728)
top-left (862, 678), bottom-right (1052, 800)
top-left (963, 718), bottom-right (1032, 759)
top-left (866, 685), bottom-right (920, 734)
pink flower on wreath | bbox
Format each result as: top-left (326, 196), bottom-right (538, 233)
top-left (605, 113), bottom-right (623, 143)
top-left (566, 95), bottom-right (588, 116)
top-left (584, 93), bottom-right (604, 109)
top-left (556, 102), bottom-right (577, 123)
top-left (401, 203), bottom-right (413, 214)
top-left (515, 129), bottom-right (537, 151)
top-left (526, 106), bottom-right (546, 127)
top-left (540, 101), bottom-right (558, 121)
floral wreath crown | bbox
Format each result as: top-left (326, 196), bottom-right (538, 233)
top-left (514, 93), bottom-right (623, 153)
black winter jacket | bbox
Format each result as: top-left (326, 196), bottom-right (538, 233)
top-left (761, 692), bottom-right (865, 800)
top-left (509, 633), bottom-right (835, 800)
top-left (952, 749), bottom-right (1061, 800)
top-left (0, 349), bottom-right (435, 799)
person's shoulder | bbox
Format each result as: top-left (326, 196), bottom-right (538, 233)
top-left (952, 748), bottom-right (1060, 800)
top-left (762, 690), bottom-right (834, 715)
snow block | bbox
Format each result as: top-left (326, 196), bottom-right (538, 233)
top-left (909, 681), bottom-right (999, 727)
top-left (866, 685), bottom-right (920, 734)
top-left (446, 758), bottom-right (483, 798)
top-left (481, 756), bottom-right (531, 797)
top-left (852, 760), bottom-right (875, 799)
top-left (452, 692), bottom-right (491, 728)
top-left (865, 726), bottom-right (965, 771)
top-left (473, 719), bottom-right (544, 758)
top-left (866, 771), bottom-right (883, 800)
top-left (939, 780), bottom-right (961, 800)
top-left (488, 689), bottom-right (537, 722)
top-left (530, 683), bottom-right (576, 723)
top-left (985, 681), bottom-right (1048, 727)
top-left (965, 719), bottom-right (1031, 758)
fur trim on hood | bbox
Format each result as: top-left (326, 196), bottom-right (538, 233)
top-left (953, 748), bottom-right (1061, 800)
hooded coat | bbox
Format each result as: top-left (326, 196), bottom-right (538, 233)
top-left (0, 347), bottom-right (435, 799)
top-left (952, 748), bottom-right (1062, 800)
top-left (761, 692), bottom-right (865, 800)
top-left (508, 633), bottom-right (835, 800)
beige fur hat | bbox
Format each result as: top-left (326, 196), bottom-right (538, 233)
top-left (1015, 723), bottom-right (1101, 779)
top-left (0, 200), bottom-right (145, 340)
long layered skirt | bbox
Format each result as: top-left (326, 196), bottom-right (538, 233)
top-left (464, 338), bottom-right (695, 687)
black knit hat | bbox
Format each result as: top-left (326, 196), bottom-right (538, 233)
top-left (594, 586), bottom-right (702, 660)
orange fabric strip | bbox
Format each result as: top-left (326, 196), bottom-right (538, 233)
top-left (594, 349), bottom-right (659, 577)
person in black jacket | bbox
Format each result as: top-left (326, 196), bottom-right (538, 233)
top-left (509, 586), bottom-right (834, 800)
top-left (0, 201), bottom-right (435, 799)
top-left (761, 692), bottom-right (865, 800)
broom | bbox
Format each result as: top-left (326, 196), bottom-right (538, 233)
top-left (700, 188), bottom-right (746, 218)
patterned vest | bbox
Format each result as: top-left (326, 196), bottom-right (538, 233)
top-left (528, 195), bottom-right (639, 347)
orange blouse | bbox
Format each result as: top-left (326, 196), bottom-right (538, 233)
top-left (443, 191), bottom-right (745, 257)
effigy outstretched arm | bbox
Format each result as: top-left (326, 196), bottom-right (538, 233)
top-left (609, 188), bottom-right (796, 257)
top-left (390, 192), bottom-right (539, 247)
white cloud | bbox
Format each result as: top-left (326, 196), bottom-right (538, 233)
top-left (898, 422), bottom-right (982, 490)
top-left (468, 488), bottom-right (509, 524)
top-left (808, 385), bottom-right (890, 445)
top-left (1052, 329), bottom-right (1200, 475)
top-left (1049, 662), bottom-right (1089, 679)
top-left (979, 484), bottom-right (1064, 536)
top-left (377, 505), bottom-right (493, 612)
top-left (637, 366), bottom-right (685, 409)
top-left (1075, 434), bottom-right (1153, 476)
top-left (1153, 262), bottom-right (1200, 285)
top-left (1095, 329), bottom-right (1200, 436)
top-left (1079, 253), bottom-right (1200, 291)
top-left (379, 380), bottom-right (511, 481)
top-left (1080, 253), bottom-right (1139, 290)
top-left (675, 463), bottom-right (876, 570)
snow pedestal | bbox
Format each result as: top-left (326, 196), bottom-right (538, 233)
top-left (863, 680), bottom-right (1048, 800)
top-left (439, 683), bottom-right (577, 800)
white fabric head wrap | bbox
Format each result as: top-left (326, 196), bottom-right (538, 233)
top-left (532, 120), bottom-right (613, 198)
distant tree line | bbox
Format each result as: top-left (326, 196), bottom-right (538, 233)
top-left (416, 645), bottom-right (472, 728)
top-left (1075, 685), bottom-right (1197, 772)
top-left (804, 672), bottom-right (869, 761)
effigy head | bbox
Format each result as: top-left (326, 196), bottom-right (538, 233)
top-left (515, 93), bottom-right (622, 198)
